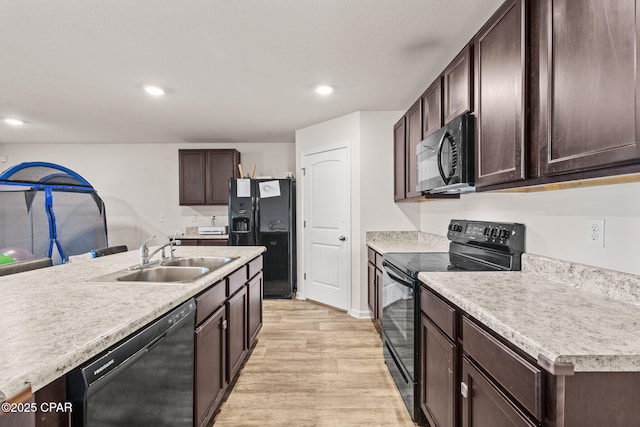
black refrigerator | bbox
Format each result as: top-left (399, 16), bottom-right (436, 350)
top-left (228, 178), bottom-right (296, 298)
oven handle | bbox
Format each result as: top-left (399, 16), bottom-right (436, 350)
top-left (382, 261), bottom-right (413, 287)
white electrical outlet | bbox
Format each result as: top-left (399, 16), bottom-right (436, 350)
top-left (159, 214), bottom-right (165, 223)
top-left (586, 218), bottom-right (605, 247)
top-left (191, 214), bottom-right (197, 223)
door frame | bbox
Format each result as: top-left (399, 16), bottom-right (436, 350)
top-left (299, 143), bottom-right (351, 312)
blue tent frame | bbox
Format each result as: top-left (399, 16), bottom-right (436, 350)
top-left (0, 162), bottom-right (107, 262)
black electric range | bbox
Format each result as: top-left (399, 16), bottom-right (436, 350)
top-left (380, 219), bottom-right (525, 423)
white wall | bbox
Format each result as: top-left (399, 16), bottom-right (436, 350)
top-left (418, 180), bottom-right (640, 275)
top-left (295, 111), bottom-right (418, 317)
top-left (1, 142), bottom-right (295, 250)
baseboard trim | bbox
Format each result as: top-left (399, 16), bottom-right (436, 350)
top-left (348, 308), bottom-right (372, 319)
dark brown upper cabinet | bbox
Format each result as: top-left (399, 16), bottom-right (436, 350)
top-left (405, 99), bottom-right (423, 199)
top-left (443, 44), bottom-right (473, 124)
top-left (538, 0), bottom-right (639, 176)
top-left (474, 0), bottom-right (527, 189)
top-left (179, 149), bottom-right (241, 206)
top-left (393, 117), bottom-right (406, 201)
top-left (422, 77), bottom-right (443, 138)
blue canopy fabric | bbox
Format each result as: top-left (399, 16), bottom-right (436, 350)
top-left (0, 162), bottom-right (107, 263)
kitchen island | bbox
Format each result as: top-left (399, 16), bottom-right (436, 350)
top-left (0, 245), bottom-right (265, 407)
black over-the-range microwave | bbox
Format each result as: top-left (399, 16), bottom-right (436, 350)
top-left (416, 113), bottom-right (474, 194)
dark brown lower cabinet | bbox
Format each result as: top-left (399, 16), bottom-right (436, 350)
top-left (367, 261), bottom-right (376, 315)
top-left (0, 378), bottom-right (67, 427)
top-left (421, 314), bottom-right (456, 427)
top-left (199, 239), bottom-right (227, 246)
top-left (247, 271), bottom-right (263, 348)
top-left (193, 256), bottom-right (263, 427)
top-left (226, 286), bottom-right (248, 382)
top-left (366, 247), bottom-right (384, 329)
top-left (180, 238), bottom-right (227, 247)
top-left (195, 305), bottom-right (227, 427)
top-left (461, 357), bottom-right (536, 427)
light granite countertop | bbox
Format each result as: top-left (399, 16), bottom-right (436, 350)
top-left (0, 245), bottom-right (265, 402)
top-left (419, 268), bottom-right (640, 373)
top-left (366, 231), bottom-right (450, 254)
top-left (181, 233), bottom-right (229, 240)
top-left (367, 231), bottom-right (640, 373)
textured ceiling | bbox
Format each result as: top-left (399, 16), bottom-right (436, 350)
top-left (0, 0), bottom-right (503, 144)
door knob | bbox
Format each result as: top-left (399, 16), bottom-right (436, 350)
top-left (339, 235), bottom-right (346, 241)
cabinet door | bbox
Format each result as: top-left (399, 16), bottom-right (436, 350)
top-left (367, 262), bottom-right (376, 316)
top-left (461, 358), bottom-right (535, 427)
top-left (179, 150), bottom-right (207, 205)
top-left (206, 150), bottom-right (240, 205)
top-left (198, 239), bottom-right (228, 246)
top-left (394, 117), bottom-right (406, 201)
top-left (540, 0), bottom-right (639, 175)
top-left (375, 268), bottom-right (383, 321)
top-left (406, 99), bottom-right (423, 199)
top-left (474, 0), bottom-right (527, 188)
top-left (423, 77), bottom-right (443, 138)
top-left (421, 315), bottom-right (456, 427)
top-left (226, 285), bottom-right (248, 382)
top-left (247, 271), bottom-right (263, 348)
top-left (195, 306), bottom-right (226, 427)
top-left (443, 44), bottom-right (473, 124)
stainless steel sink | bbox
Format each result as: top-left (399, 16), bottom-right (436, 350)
top-left (116, 266), bottom-right (210, 282)
top-left (162, 256), bottom-right (238, 270)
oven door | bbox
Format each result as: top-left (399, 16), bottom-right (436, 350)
top-left (381, 261), bottom-right (419, 418)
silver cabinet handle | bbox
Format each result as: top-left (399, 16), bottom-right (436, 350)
top-left (460, 381), bottom-right (469, 399)
top-left (339, 235), bottom-right (346, 241)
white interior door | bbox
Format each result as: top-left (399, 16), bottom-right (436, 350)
top-left (303, 146), bottom-right (350, 310)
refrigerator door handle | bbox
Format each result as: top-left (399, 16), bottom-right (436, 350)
top-left (254, 190), bottom-right (260, 244)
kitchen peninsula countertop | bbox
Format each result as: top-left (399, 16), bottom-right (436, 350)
top-left (0, 246), bottom-right (265, 402)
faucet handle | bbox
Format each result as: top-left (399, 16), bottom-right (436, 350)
top-left (139, 235), bottom-right (156, 266)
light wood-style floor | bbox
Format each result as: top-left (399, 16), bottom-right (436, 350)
top-left (212, 299), bottom-right (416, 427)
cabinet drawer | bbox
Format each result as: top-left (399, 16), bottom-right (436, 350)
top-left (375, 252), bottom-right (384, 271)
top-left (367, 247), bottom-right (376, 264)
top-left (462, 317), bottom-right (542, 420)
top-left (196, 280), bottom-right (226, 325)
top-left (227, 265), bottom-right (248, 296)
top-left (248, 256), bottom-right (263, 279)
top-left (420, 287), bottom-right (456, 340)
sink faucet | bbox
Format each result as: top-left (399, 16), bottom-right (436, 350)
top-left (139, 232), bottom-right (184, 267)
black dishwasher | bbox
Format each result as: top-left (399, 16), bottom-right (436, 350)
top-left (67, 299), bottom-right (196, 427)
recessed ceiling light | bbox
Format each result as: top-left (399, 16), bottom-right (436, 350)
top-left (144, 85), bottom-right (166, 97)
top-left (315, 85), bottom-right (334, 96)
top-left (4, 118), bottom-right (25, 126)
